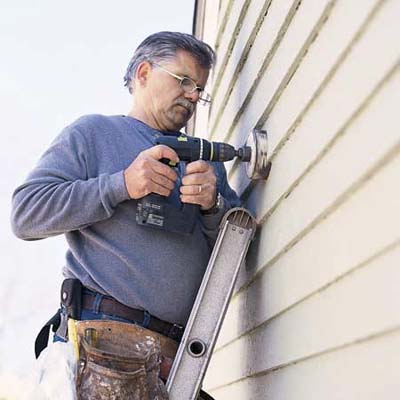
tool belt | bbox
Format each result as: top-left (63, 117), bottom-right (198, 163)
top-left (35, 279), bottom-right (184, 358)
top-left (81, 292), bottom-right (184, 342)
top-left (34, 279), bottom-right (216, 400)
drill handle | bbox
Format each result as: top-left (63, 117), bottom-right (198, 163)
top-left (156, 135), bottom-right (201, 162)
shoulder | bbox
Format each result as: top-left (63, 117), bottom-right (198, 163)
top-left (68, 114), bottom-right (119, 133)
top-left (47, 115), bottom-right (116, 153)
top-left (60, 114), bottom-right (127, 142)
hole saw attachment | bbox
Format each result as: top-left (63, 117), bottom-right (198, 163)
top-left (244, 128), bottom-right (271, 180)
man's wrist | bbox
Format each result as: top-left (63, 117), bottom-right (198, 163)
top-left (201, 192), bottom-right (223, 215)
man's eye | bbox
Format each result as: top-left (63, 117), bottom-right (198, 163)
top-left (181, 78), bottom-right (194, 87)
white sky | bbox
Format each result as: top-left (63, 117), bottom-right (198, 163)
top-left (0, 1), bottom-right (194, 397)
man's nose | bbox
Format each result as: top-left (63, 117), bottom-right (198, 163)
top-left (184, 90), bottom-right (200, 103)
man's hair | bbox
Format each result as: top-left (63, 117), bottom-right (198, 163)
top-left (123, 31), bottom-right (216, 94)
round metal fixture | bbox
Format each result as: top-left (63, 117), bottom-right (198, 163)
top-left (245, 128), bottom-right (271, 180)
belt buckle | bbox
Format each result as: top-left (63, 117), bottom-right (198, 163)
top-left (169, 323), bottom-right (184, 341)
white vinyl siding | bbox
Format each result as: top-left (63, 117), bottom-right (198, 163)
top-left (193, 0), bottom-right (400, 398)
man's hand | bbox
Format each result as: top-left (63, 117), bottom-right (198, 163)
top-left (180, 160), bottom-right (217, 210)
top-left (124, 145), bottom-right (179, 199)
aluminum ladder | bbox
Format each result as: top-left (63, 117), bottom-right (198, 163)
top-left (166, 207), bottom-right (257, 399)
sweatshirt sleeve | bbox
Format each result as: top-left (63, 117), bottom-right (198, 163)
top-left (11, 124), bottom-right (130, 240)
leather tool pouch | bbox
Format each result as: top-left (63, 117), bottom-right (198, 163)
top-left (75, 320), bottom-right (169, 400)
top-left (61, 278), bottom-right (82, 320)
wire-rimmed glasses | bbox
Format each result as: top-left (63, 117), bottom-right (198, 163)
top-left (152, 62), bottom-right (211, 105)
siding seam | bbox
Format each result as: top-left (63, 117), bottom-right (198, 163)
top-left (233, 0), bottom-right (386, 192)
top-left (259, 0), bottom-right (385, 158)
top-left (210, 0), bottom-right (304, 140)
top-left (210, 0), bottom-right (274, 110)
top-left (215, 0), bottom-right (337, 143)
top-left (257, 60), bottom-right (399, 227)
top-left (210, 0), bottom-right (253, 104)
top-left (208, 324), bottom-right (400, 392)
top-left (214, 238), bottom-right (400, 354)
top-left (254, 0), bottom-right (335, 128)
top-left (227, 62), bottom-right (400, 302)
top-left (214, 0), bottom-right (235, 52)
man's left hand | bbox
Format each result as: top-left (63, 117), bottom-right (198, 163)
top-left (180, 160), bottom-right (217, 210)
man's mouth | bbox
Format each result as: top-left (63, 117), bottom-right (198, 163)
top-left (175, 99), bottom-right (194, 114)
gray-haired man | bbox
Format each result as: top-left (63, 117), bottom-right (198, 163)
top-left (12, 31), bottom-right (240, 398)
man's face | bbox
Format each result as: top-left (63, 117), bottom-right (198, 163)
top-left (138, 50), bottom-right (209, 132)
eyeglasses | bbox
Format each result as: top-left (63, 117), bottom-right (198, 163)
top-left (152, 62), bottom-right (211, 105)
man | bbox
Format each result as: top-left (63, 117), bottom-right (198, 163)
top-left (11, 31), bottom-right (240, 397)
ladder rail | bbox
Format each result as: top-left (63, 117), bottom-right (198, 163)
top-left (166, 208), bottom-right (256, 399)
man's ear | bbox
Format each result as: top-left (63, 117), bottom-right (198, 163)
top-left (135, 61), bottom-right (152, 87)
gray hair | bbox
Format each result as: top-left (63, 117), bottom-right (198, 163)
top-left (123, 31), bottom-right (216, 94)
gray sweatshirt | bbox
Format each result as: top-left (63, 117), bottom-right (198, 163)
top-left (11, 115), bottom-right (240, 325)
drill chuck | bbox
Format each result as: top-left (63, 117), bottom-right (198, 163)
top-left (210, 141), bottom-right (252, 162)
top-left (235, 146), bottom-right (251, 162)
top-left (210, 141), bottom-right (236, 162)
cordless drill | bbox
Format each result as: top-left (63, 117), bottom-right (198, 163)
top-left (155, 135), bottom-right (251, 165)
top-left (135, 134), bottom-right (251, 235)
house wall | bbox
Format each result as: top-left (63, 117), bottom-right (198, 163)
top-left (192, 1), bottom-right (400, 398)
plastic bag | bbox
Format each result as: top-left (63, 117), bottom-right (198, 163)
top-left (23, 341), bottom-right (77, 400)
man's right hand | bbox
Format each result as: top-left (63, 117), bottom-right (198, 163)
top-left (124, 145), bottom-right (179, 199)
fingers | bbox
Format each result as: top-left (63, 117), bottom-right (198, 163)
top-left (179, 182), bottom-right (209, 196)
top-left (143, 145), bottom-right (179, 182)
top-left (184, 160), bottom-right (210, 175)
top-left (180, 186), bottom-right (216, 209)
top-left (145, 144), bottom-right (180, 165)
top-left (147, 181), bottom-right (174, 197)
top-left (147, 157), bottom-right (178, 183)
top-left (180, 161), bottom-right (217, 209)
top-left (181, 161), bottom-right (215, 187)
top-left (124, 145), bottom-right (179, 199)
top-left (148, 169), bottom-right (176, 196)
